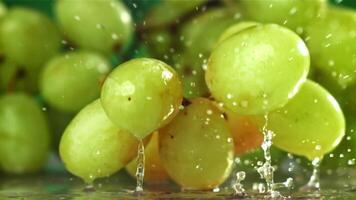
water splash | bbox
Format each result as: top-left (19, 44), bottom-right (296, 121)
top-left (257, 114), bottom-right (276, 194)
top-left (232, 171), bottom-right (246, 196)
top-left (135, 140), bottom-right (145, 193)
top-left (257, 114), bottom-right (294, 198)
top-left (301, 157), bottom-right (322, 192)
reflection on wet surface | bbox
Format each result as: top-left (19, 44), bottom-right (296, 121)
top-left (1, 170), bottom-right (356, 200)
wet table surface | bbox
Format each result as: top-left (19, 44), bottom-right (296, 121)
top-left (1, 169), bottom-right (356, 200)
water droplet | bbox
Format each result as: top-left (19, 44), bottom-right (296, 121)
top-left (289, 7), bottom-right (297, 15)
top-left (315, 145), bottom-right (321, 151)
top-left (74, 15), bottom-right (81, 21)
top-left (111, 33), bottom-right (119, 40)
top-left (232, 171), bottom-right (246, 196)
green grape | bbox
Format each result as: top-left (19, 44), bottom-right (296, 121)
top-left (266, 80), bottom-right (345, 160)
top-left (145, 0), bottom-right (206, 27)
top-left (40, 51), bottom-right (111, 112)
top-left (0, 93), bottom-right (50, 174)
top-left (206, 24), bottom-right (310, 115)
top-left (142, 28), bottom-right (173, 61)
top-left (174, 55), bottom-right (209, 98)
top-left (304, 7), bottom-right (356, 88)
top-left (0, 7), bottom-right (61, 70)
top-left (101, 58), bottom-right (182, 139)
top-left (159, 98), bottom-right (234, 190)
top-left (239, 0), bottom-right (326, 33)
top-left (59, 100), bottom-right (139, 183)
top-left (55, 0), bottom-right (133, 55)
top-left (216, 21), bottom-right (260, 45)
top-left (126, 132), bottom-right (169, 183)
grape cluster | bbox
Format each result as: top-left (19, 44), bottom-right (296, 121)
top-left (0, 0), bottom-right (354, 192)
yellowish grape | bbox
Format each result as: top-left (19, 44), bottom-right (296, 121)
top-left (159, 98), bottom-right (234, 190)
top-left (225, 110), bottom-right (263, 155)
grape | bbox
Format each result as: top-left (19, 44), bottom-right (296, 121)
top-left (40, 51), bottom-right (111, 112)
top-left (59, 100), bottom-right (139, 183)
top-left (239, 0), bottom-right (326, 33)
top-left (159, 98), bottom-right (234, 190)
top-left (0, 93), bottom-right (50, 174)
top-left (304, 7), bottom-right (356, 89)
top-left (145, 0), bottom-right (206, 28)
top-left (225, 110), bottom-right (263, 155)
top-left (216, 21), bottom-right (260, 45)
top-left (206, 24), bottom-right (310, 115)
top-left (126, 132), bottom-right (169, 183)
top-left (0, 7), bottom-right (61, 70)
top-left (266, 80), bottom-right (345, 160)
top-left (101, 58), bottom-right (182, 139)
top-left (55, 0), bottom-right (133, 55)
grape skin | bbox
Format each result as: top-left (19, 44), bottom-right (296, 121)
top-left (225, 110), bottom-right (263, 155)
top-left (206, 24), bottom-right (310, 115)
top-left (60, 100), bottom-right (139, 183)
top-left (40, 51), bottom-right (111, 112)
top-left (55, 0), bottom-right (133, 55)
top-left (305, 6), bottom-right (356, 88)
top-left (145, 0), bottom-right (206, 28)
top-left (266, 80), bottom-right (345, 160)
top-left (101, 58), bottom-right (182, 139)
top-left (240, 0), bottom-right (326, 33)
top-left (0, 93), bottom-right (50, 174)
top-left (159, 98), bottom-right (234, 190)
top-left (0, 7), bottom-right (61, 70)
